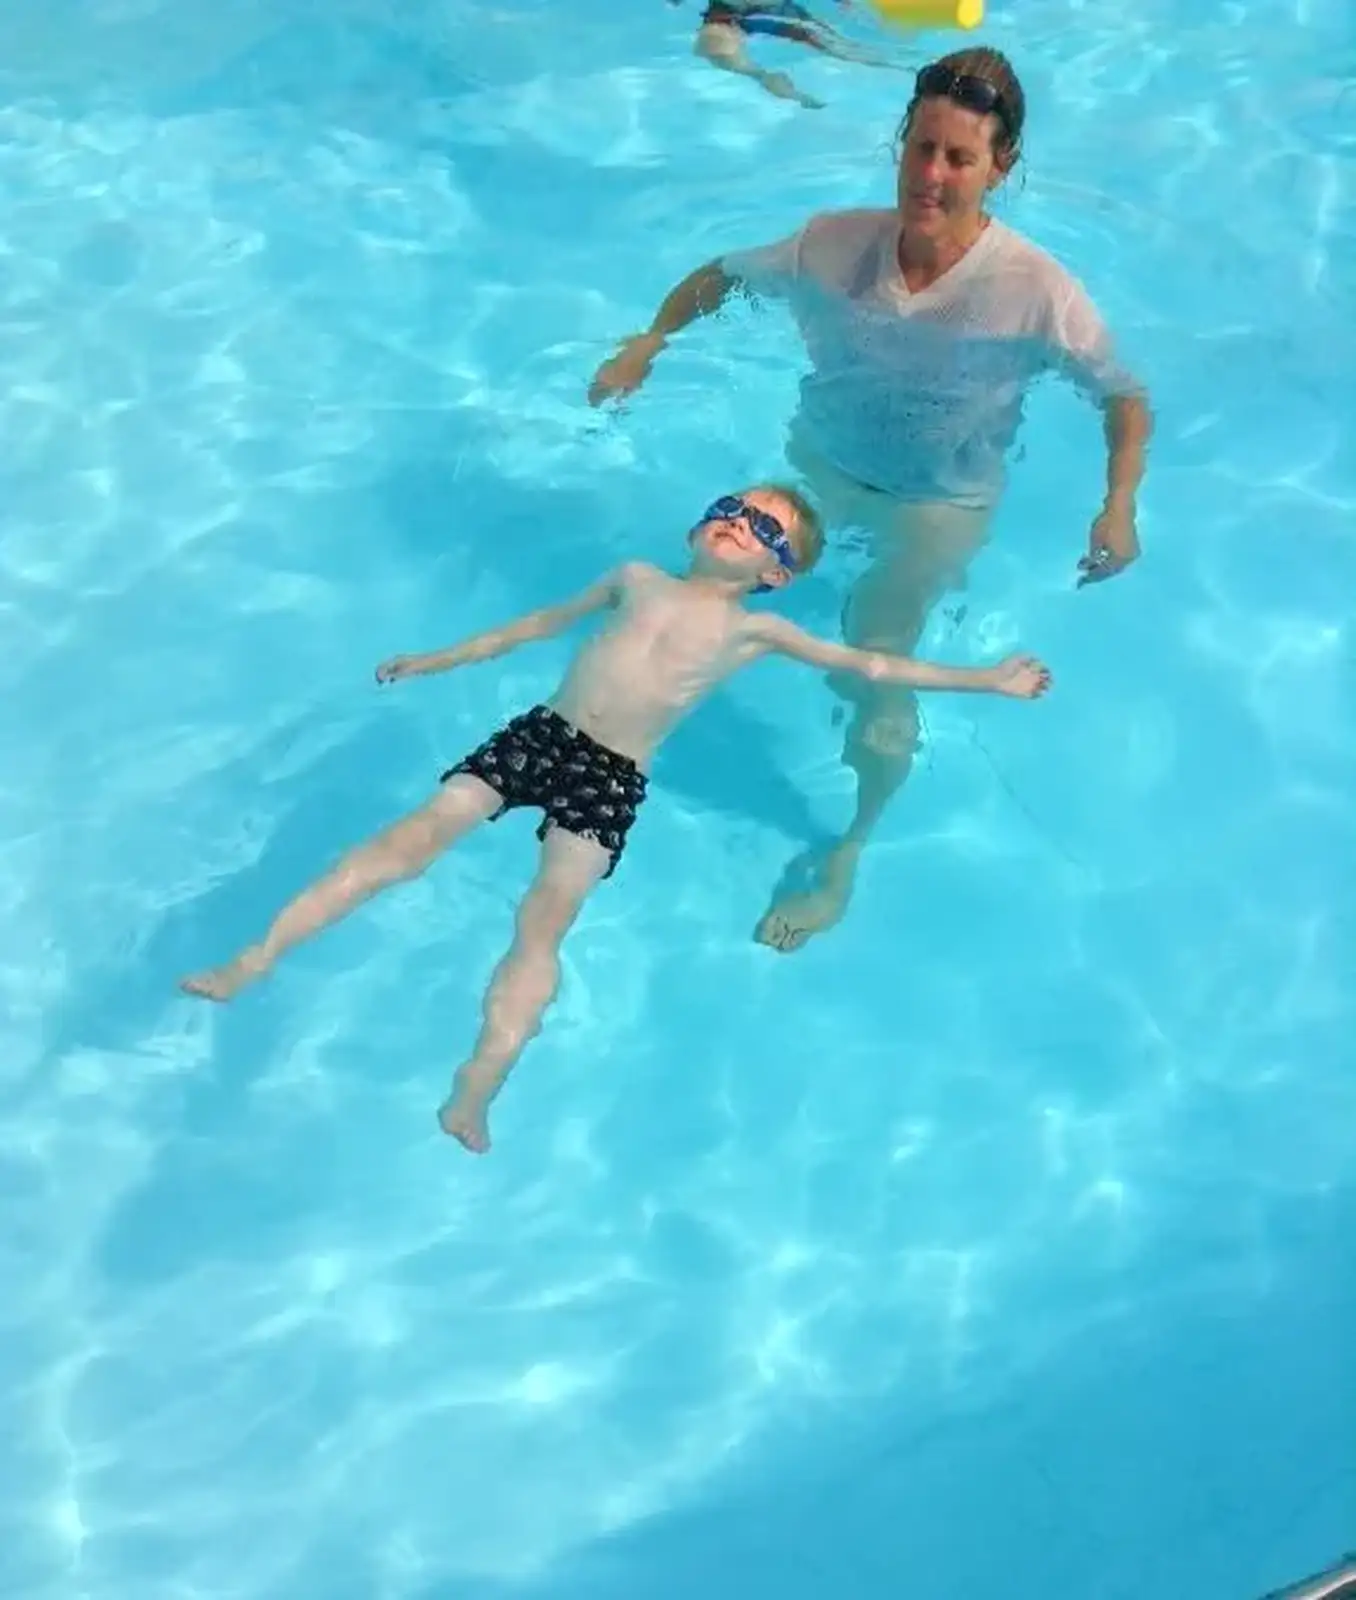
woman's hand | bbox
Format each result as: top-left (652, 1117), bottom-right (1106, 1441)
top-left (1078, 497), bottom-right (1139, 587)
top-left (375, 656), bottom-right (416, 684)
top-left (588, 333), bottom-right (665, 406)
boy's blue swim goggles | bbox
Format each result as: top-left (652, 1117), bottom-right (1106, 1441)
top-left (700, 494), bottom-right (798, 590)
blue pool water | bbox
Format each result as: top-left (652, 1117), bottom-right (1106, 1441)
top-left (3, 1), bottom-right (1354, 1597)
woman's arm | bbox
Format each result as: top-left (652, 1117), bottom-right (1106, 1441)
top-left (1079, 389), bottom-right (1152, 586)
top-left (1104, 391), bottom-right (1151, 505)
top-left (587, 262), bottom-right (736, 405)
top-left (1048, 275), bottom-right (1153, 585)
top-left (588, 223), bottom-right (808, 404)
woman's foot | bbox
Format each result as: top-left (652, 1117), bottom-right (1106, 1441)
top-left (179, 948), bottom-right (270, 1002)
top-left (753, 844), bottom-right (860, 953)
top-left (437, 1068), bottom-right (496, 1154)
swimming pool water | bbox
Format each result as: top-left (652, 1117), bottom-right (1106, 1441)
top-left (2, 1), bottom-right (1353, 1597)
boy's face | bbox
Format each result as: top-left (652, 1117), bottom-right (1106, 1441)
top-left (692, 489), bottom-right (801, 589)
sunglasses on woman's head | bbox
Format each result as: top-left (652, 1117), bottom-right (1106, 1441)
top-left (914, 63), bottom-right (1015, 140)
top-left (701, 494), bottom-right (798, 575)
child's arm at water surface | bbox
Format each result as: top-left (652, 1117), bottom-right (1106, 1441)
top-left (375, 568), bottom-right (632, 684)
top-left (751, 615), bottom-right (1053, 699)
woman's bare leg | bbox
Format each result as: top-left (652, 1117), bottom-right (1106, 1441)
top-left (756, 502), bottom-right (989, 953)
top-left (180, 775), bottom-right (501, 1000)
top-left (439, 828), bottom-right (611, 1154)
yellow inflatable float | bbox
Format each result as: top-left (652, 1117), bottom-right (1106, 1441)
top-left (868, 0), bottom-right (983, 29)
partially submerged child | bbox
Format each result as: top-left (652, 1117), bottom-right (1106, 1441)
top-left (673, 0), bottom-right (897, 111)
top-left (180, 487), bottom-right (1050, 1154)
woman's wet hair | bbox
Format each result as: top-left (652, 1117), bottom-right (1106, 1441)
top-left (898, 47), bottom-right (1027, 168)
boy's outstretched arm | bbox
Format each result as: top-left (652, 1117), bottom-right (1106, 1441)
top-left (376, 569), bottom-right (629, 684)
top-left (753, 616), bottom-right (1052, 699)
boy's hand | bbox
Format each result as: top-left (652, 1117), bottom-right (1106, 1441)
top-left (375, 656), bottom-right (414, 684)
top-left (987, 654), bottom-right (1052, 699)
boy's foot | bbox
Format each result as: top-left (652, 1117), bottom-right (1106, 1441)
top-left (753, 845), bottom-right (859, 953)
top-left (438, 1086), bottom-right (491, 1154)
top-left (179, 949), bottom-right (269, 1002)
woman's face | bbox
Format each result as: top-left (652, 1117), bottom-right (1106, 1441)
top-left (896, 96), bottom-right (1007, 237)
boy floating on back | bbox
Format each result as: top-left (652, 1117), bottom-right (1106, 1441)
top-left (181, 487), bottom-right (1050, 1153)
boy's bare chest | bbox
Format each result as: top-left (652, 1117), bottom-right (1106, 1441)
top-left (623, 593), bottom-right (744, 677)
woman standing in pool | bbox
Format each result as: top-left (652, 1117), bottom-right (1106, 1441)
top-left (589, 46), bottom-right (1150, 952)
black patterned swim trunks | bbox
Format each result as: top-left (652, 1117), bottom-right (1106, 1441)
top-left (440, 705), bottom-right (648, 877)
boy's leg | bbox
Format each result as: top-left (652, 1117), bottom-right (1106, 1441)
top-left (180, 775), bottom-right (501, 1001)
top-left (439, 827), bottom-right (611, 1154)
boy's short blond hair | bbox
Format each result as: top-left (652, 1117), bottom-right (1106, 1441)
top-left (763, 483), bottom-right (825, 573)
